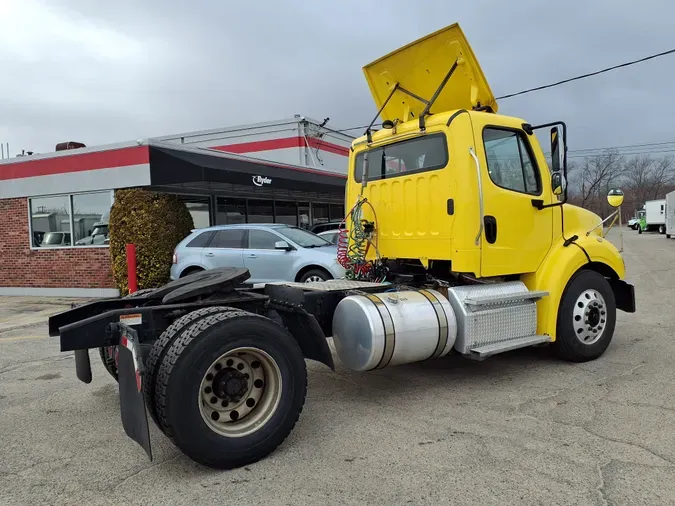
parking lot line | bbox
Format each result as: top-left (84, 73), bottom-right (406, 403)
top-left (0, 335), bottom-right (47, 343)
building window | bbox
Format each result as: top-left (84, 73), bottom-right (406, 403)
top-left (312, 203), bottom-right (329, 226)
top-left (72, 191), bottom-right (113, 246)
top-left (179, 195), bottom-right (211, 229)
top-left (329, 203), bottom-right (344, 221)
top-left (216, 198), bottom-right (246, 224)
top-left (275, 201), bottom-right (297, 226)
top-left (29, 191), bottom-right (114, 249)
top-left (30, 195), bottom-right (72, 248)
top-left (298, 202), bottom-right (310, 229)
top-left (248, 199), bottom-right (274, 223)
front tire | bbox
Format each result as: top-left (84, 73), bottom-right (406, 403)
top-left (553, 269), bottom-right (616, 362)
top-left (154, 310), bottom-right (307, 469)
top-left (298, 268), bottom-right (332, 283)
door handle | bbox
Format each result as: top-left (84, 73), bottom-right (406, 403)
top-left (205, 252), bottom-right (214, 257)
top-left (247, 254), bottom-right (258, 258)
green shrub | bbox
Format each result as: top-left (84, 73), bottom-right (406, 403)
top-left (109, 188), bottom-right (194, 295)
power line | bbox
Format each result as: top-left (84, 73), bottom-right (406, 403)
top-left (495, 47), bottom-right (675, 100)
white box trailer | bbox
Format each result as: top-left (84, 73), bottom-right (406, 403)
top-left (666, 192), bottom-right (675, 238)
top-left (640, 199), bottom-right (666, 234)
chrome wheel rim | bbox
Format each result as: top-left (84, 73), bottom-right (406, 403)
top-left (573, 289), bottom-right (607, 345)
top-left (198, 347), bottom-right (282, 438)
top-left (305, 275), bottom-right (324, 283)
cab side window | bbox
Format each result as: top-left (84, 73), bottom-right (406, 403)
top-left (483, 128), bottom-right (541, 195)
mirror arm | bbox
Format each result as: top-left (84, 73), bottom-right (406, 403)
top-left (586, 209), bottom-right (620, 236)
top-left (530, 120), bottom-right (569, 210)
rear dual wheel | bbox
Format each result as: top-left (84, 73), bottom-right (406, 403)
top-left (147, 308), bottom-right (307, 469)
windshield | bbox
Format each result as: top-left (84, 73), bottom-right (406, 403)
top-left (277, 227), bottom-right (332, 248)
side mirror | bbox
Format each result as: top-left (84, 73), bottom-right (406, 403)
top-left (551, 172), bottom-right (566, 196)
top-left (607, 188), bottom-right (624, 208)
top-left (274, 240), bottom-right (292, 251)
top-left (550, 126), bottom-right (564, 173)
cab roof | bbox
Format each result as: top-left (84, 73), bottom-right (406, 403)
top-left (362, 23), bottom-right (497, 126)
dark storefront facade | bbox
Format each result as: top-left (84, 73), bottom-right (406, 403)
top-left (0, 138), bottom-right (349, 296)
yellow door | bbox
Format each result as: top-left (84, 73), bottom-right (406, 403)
top-left (472, 115), bottom-right (554, 277)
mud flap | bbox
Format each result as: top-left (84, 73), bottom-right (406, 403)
top-left (74, 349), bottom-right (92, 384)
top-left (117, 325), bottom-right (153, 461)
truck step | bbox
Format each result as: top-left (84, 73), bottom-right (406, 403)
top-left (469, 335), bottom-right (552, 359)
top-left (464, 290), bottom-right (548, 307)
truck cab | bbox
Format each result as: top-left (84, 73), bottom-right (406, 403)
top-left (341, 23), bottom-right (635, 357)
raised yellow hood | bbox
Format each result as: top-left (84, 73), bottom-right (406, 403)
top-left (363, 23), bottom-right (497, 123)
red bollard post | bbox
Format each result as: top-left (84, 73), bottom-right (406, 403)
top-left (126, 243), bottom-right (138, 294)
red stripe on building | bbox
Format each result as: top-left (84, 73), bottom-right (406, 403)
top-left (212, 136), bottom-right (350, 157)
top-left (0, 146), bottom-right (149, 181)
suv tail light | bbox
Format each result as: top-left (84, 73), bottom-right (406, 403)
top-left (172, 252), bottom-right (178, 264)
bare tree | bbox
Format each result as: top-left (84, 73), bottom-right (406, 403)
top-left (620, 154), bottom-right (675, 216)
top-left (572, 149), bottom-right (624, 215)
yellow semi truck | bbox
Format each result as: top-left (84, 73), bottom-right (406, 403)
top-left (50, 23), bottom-right (635, 470)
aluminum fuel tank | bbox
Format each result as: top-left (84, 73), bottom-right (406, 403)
top-left (331, 289), bottom-right (457, 372)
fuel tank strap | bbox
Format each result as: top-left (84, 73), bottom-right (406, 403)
top-left (418, 289), bottom-right (450, 360)
top-left (363, 293), bottom-right (396, 369)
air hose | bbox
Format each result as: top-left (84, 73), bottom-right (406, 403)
top-left (337, 196), bottom-right (382, 280)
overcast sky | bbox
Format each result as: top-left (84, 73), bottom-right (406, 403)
top-left (1, 0), bottom-right (674, 157)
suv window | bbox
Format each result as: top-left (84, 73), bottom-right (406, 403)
top-left (354, 133), bottom-right (448, 183)
top-left (248, 229), bottom-right (280, 249)
top-left (483, 128), bottom-right (540, 195)
top-left (186, 230), bottom-right (215, 248)
top-left (210, 229), bottom-right (245, 248)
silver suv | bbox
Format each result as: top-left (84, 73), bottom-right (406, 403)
top-left (170, 224), bottom-right (345, 284)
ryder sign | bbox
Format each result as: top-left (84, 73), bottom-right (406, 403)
top-left (252, 175), bottom-right (272, 187)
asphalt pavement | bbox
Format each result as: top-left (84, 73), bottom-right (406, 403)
top-left (1, 227), bottom-right (674, 505)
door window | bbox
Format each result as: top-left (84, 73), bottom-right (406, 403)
top-left (186, 230), bottom-right (215, 247)
top-left (210, 229), bottom-right (245, 248)
top-left (247, 229), bottom-right (280, 250)
top-left (483, 128), bottom-right (541, 195)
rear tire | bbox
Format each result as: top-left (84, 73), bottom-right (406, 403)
top-left (553, 269), bottom-right (616, 362)
top-left (144, 306), bottom-right (238, 428)
top-left (154, 310), bottom-right (307, 469)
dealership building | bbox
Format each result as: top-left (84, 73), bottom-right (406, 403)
top-left (0, 116), bottom-right (353, 297)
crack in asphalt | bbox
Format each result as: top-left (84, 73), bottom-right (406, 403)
top-left (596, 459), bottom-right (612, 506)
top-left (114, 455), bottom-right (182, 489)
